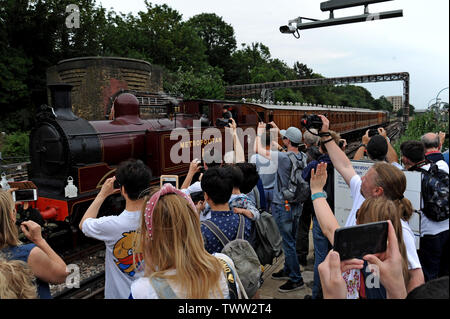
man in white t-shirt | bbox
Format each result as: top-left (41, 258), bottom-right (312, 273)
top-left (400, 140), bottom-right (449, 282)
top-left (79, 159), bottom-right (152, 299)
top-left (317, 115), bottom-right (425, 293)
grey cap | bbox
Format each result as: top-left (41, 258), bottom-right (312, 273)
top-left (280, 127), bottom-right (303, 144)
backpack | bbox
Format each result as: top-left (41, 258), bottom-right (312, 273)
top-left (253, 211), bottom-right (283, 265)
top-left (250, 186), bottom-right (283, 266)
top-left (418, 163), bottom-right (449, 222)
top-left (201, 215), bottom-right (262, 298)
top-left (279, 152), bottom-right (310, 204)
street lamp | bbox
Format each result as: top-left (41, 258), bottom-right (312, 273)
top-left (435, 87), bottom-right (449, 107)
top-left (427, 88), bottom-right (449, 109)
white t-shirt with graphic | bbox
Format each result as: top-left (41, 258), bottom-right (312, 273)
top-left (82, 210), bottom-right (143, 299)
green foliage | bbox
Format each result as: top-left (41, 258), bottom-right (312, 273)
top-left (397, 104), bottom-right (415, 117)
top-left (164, 66), bottom-right (225, 100)
top-left (394, 111), bottom-right (449, 155)
top-left (0, 131), bottom-right (29, 161)
top-left (186, 13), bottom-right (237, 81)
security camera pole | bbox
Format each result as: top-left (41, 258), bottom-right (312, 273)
top-left (279, 0), bottom-right (403, 38)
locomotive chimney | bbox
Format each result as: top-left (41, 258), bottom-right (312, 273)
top-left (48, 83), bottom-right (78, 120)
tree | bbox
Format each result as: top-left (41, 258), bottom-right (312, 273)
top-left (186, 13), bottom-right (237, 81)
top-left (164, 66), bottom-right (225, 100)
top-left (394, 110), bottom-right (449, 155)
top-left (294, 62), bottom-right (314, 79)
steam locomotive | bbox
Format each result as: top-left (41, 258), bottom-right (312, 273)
top-left (27, 84), bottom-right (388, 244)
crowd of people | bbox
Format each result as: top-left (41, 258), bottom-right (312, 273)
top-left (0, 114), bottom-right (448, 300)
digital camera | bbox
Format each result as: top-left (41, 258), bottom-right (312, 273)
top-left (300, 114), bottom-right (323, 131)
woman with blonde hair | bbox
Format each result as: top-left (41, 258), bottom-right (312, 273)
top-left (0, 258), bottom-right (37, 299)
top-left (309, 162), bottom-right (410, 299)
top-left (130, 184), bottom-right (241, 299)
top-left (0, 190), bottom-right (68, 298)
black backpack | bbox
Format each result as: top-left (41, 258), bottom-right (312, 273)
top-left (419, 163), bottom-right (449, 222)
top-left (279, 152), bottom-right (310, 204)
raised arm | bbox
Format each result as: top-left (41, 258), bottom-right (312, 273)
top-left (255, 122), bottom-right (272, 160)
top-left (378, 127), bottom-right (399, 164)
top-left (181, 159), bottom-right (201, 190)
top-left (229, 118), bottom-right (245, 163)
top-left (353, 130), bottom-right (370, 161)
top-left (22, 221), bottom-right (68, 284)
top-left (319, 115), bottom-right (356, 186)
top-left (79, 177), bottom-right (119, 230)
top-left (310, 162), bottom-right (341, 245)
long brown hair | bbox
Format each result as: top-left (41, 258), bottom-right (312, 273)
top-left (134, 188), bottom-right (224, 298)
top-left (0, 190), bottom-right (20, 249)
top-left (357, 197), bottom-right (410, 287)
top-left (372, 162), bottom-right (414, 221)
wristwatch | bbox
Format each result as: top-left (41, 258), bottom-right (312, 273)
top-left (359, 144), bottom-right (367, 149)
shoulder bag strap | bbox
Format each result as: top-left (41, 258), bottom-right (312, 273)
top-left (150, 277), bottom-right (178, 299)
top-left (253, 186), bottom-right (261, 210)
top-left (236, 214), bottom-right (245, 240)
top-left (202, 220), bottom-right (230, 247)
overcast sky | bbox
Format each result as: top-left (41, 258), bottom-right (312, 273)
top-left (98, 0), bottom-right (449, 110)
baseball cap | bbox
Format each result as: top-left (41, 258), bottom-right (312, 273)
top-left (367, 135), bottom-right (388, 161)
top-left (280, 127), bottom-right (302, 144)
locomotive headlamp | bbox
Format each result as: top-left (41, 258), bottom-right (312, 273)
top-left (65, 176), bottom-right (78, 198)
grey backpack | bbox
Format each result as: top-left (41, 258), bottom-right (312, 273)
top-left (280, 152), bottom-right (310, 204)
top-left (250, 186), bottom-right (283, 265)
top-left (202, 215), bottom-right (262, 298)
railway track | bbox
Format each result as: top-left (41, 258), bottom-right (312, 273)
top-left (51, 241), bottom-right (106, 299)
top-left (53, 271), bottom-right (105, 299)
top-left (345, 121), bottom-right (402, 158)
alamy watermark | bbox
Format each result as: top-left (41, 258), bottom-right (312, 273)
top-left (365, 264), bottom-right (381, 289)
top-left (65, 4), bottom-right (80, 29)
top-left (65, 264), bottom-right (80, 288)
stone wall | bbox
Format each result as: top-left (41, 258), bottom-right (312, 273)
top-left (46, 57), bottom-right (163, 120)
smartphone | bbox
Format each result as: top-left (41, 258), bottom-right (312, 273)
top-left (113, 179), bottom-right (121, 189)
top-left (160, 175), bottom-right (179, 189)
top-left (198, 160), bottom-right (205, 174)
top-left (12, 189), bottom-right (38, 202)
top-left (333, 221), bottom-right (388, 260)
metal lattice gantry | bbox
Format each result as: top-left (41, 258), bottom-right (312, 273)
top-left (225, 72), bottom-right (410, 125)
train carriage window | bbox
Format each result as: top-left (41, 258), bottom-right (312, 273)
top-left (200, 104), bottom-right (210, 117)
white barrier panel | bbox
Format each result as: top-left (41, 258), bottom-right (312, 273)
top-left (334, 160), bottom-right (421, 249)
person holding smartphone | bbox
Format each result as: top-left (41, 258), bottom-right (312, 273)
top-left (309, 162), bottom-right (410, 299)
top-left (317, 115), bottom-right (424, 293)
top-left (0, 190), bottom-right (68, 299)
top-left (79, 159), bottom-right (152, 299)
